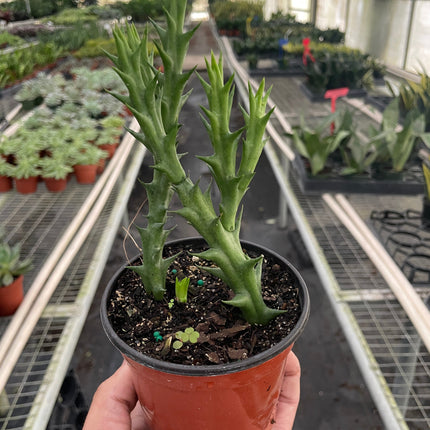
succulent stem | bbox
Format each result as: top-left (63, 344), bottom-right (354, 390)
top-left (109, 0), bottom-right (282, 324)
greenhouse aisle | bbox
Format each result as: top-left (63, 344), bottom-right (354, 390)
top-left (70, 16), bottom-right (384, 430)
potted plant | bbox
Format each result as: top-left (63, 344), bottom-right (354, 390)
top-left (39, 152), bottom-right (73, 192)
top-left (70, 142), bottom-right (107, 184)
top-left (96, 115), bottom-right (125, 158)
top-left (100, 2), bottom-right (310, 429)
top-left (288, 111), bottom-right (351, 175)
top-left (370, 99), bottom-right (430, 177)
top-left (0, 231), bottom-right (33, 316)
top-left (12, 154), bottom-right (40, 194)
top-left (0, 156), bottom-right (14, 192)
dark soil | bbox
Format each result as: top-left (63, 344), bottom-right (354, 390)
top-left (107, 240), bottom-right (302, 366)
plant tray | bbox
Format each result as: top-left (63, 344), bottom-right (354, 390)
top-left (369, 209), bottom-right (430, 285)
top-left (292, 155), bottom-right (425, 195)
top-left (300, 83), bottom-right (367, 102)
top-left (249, 58), bottom-right (304, 77)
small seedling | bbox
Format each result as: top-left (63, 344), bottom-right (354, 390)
top-left (175, 277), bottom-right (190, 303)
top-left (173, 327), bottom-right (200, 349)
top-left (168, 298), bottom-right (175, 309)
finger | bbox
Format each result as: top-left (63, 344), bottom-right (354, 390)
top-left (272, 352), bottom-right (301, 430)
top-left (83, 361), bottom-right (138, 430)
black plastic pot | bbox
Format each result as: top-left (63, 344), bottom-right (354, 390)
top-left (101, 237), bottom-right (310, 430)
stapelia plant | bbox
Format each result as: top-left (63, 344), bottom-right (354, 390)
top-left (107, 0), bottom-right (282, 325)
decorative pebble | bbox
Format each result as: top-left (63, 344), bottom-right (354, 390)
top-left (197, 279), bottom-right (204, 286)
top-left (171, 269), bottom-right (177, 274)
top-left (153, 331), bottom-right (163, 342)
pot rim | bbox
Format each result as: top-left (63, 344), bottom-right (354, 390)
top-left (101, 237), bottom-right (310, 376)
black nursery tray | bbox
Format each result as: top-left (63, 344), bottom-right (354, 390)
top-left (249, 58), bottom-right (305, 77)
top-left (300, 83), bottom-right (367, 102)
top-left (369, 209), bottom-right (430, 285)
top-left (292, 155), bottom-right (425, 195)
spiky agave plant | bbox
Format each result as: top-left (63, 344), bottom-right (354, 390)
top-left (107, 0), bottom-right (283, 325)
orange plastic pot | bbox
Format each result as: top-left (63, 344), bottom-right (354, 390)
top-left (44, 177), bottom-right (67, 192)
top-left (0, 275), bottom-right (24, 316)
top-left (0, 175), bottom-right (12, 192)
top-left (73, 164), bottom-right (98, 184)
top-left (99, 143), bottom-right (119, 159)
top-left (101, 238), bottom-right (310, 430)
top-left (15, 177), bottom-right (38, 194)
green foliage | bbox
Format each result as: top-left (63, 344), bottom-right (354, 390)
top-left (388, 67), bottom-right (430, 132)
top-left (0, 32), bottom-right (24, 48)
top-left (0, 232), bottom-right (32, 287)
top-left (73, 38), bottom-right (117, 59)
top-left (38, 21), bottom-right (105, 52)
top-left (39, 155), bottom-right (73, 179)
top-left (173, 327), bottom-right (200, 349)
top-left (371, 99), bottom-right (430, 172)
top-left (304, 49), bottom-right (374, 93)
top-left (289, 112), bottom-right (351, 175)
top-left (117, 0), bottom-right (164, 22)
top-left (70, 142), bottom-right (107, 165)
top-left (0, 42), bottom-right (64, 88)
top-left (175, 277), bottom-right (190, 303)
top-left (41, 7), bottom-right (97, 25)
top-left (109, 0), bottom-right (282, 325)
top-left (0, 157), bottom-right (15, 177)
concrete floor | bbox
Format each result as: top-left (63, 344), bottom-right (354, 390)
top-left (71, 16), bottom-right (385, 430)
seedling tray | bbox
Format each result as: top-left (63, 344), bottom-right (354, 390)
top-left (292, 155), bottom-right (425, 195)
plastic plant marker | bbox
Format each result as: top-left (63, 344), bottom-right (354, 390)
top-left (324, 88), bottom-right (349, 133)
top-left (302, 38), bottom-right (315, 66)
top-left (278, 38), bottom-right (288, 59)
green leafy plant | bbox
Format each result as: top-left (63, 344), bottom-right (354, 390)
top-left (0, 233), bottom-right (32, 287)
top-left (0, 157), bottom-right (15, 177)
top-left (108, 0), bottom-right (282, 325)
top-left (39, 155), bottom-right (73, 179)
top-left (173, 327), bottom-right (200, 349)
top-left (371, 100), bottom-right (430, 172)
top-left (70, 142), bottom-right (107, 166)
top-left (175, 277), bottom-right (190, 304)
top-left (340, 133), bottom-right (380, 175)
top-left (387, 66), bottom-right (430, 131)
top-left (288, 112), bottom-right (351, 175)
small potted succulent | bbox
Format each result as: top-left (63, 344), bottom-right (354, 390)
top-left (70, 142), bottom-right (107, 184)
top-left (96, 115), bottom-right (125, 158)
top-left (12, 154), bottom-right (41, 194)
top-left (0, 156), bottom-right (14, 193)
top-left (0, 230), bottom-right (33, 316)
top-left (99, 2), bottom-right (309, 430)
top-left (39, 151), bottom-right (73, 192)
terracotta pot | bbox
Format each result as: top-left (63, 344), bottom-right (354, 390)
top-left (0, 175), bottom-right (12, 192)
top-left (101, 238), bottom-right (310, 430)
top-left (73, 164), bottom-right (98, 184)
top-left (96, 158), bottom-right (106, 174)
top-left (0, 275), bottom-right (24, 316)
top-left (99, 143), bottom-right (119, 159)
top-left (15, 177), bottom-right (38, 194)
top-left (44, 177), bottom-right (67, 192)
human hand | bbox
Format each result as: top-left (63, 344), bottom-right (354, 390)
top-left (272, 351), bottom-right (301, 430)
top-left (84, 352), bottom-right (300, 430)
top-left (83, 360), bottom-right (149, 430)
